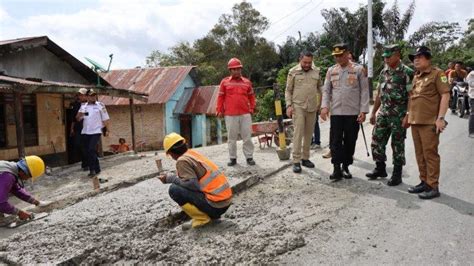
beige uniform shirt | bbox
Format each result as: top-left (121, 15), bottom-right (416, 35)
top-left (285, 64), bottom-right (322, 112)
top-left (322, 62), bottom-right (370, 115)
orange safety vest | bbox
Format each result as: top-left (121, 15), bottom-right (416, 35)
top-left (182, 149), bottom-right (233, 202)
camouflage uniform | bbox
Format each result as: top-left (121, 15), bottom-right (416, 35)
top-left (371, 62), bottom-right (414, 166)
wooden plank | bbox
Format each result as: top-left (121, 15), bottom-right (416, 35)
top-left (129, 98), bottom-right (137, 154)
top-left (13, 90), bottom-right (26, 158)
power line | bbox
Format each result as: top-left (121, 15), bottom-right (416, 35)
top-left (268, 0), bottom-right (314, 28)
top-left (270, 0), bottom-right (325, 42)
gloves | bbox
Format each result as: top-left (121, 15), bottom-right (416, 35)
top-left (38, 200), bottom-right (52, 207)
top-left (33, 199), bottom-right (52, 207)
top-left (18, 210), bottom-right (33, 220)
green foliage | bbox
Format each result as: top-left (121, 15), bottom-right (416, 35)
top-left (145, 1), bottom-right (473, 124)
top-left (145, 2), bottom-right (279, 87)
top-left (408, 21), bottom-right (463, 53)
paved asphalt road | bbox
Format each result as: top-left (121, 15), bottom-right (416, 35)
top-left (278, 112), bottom-right (474, 264)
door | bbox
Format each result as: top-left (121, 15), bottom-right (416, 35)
top-left (179, 114), bottom-right (192, 147)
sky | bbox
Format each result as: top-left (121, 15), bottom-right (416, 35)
top-left (0, 0), bottom-right (472, 69)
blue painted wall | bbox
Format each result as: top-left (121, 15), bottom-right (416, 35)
top-left (191, 115), bottom-right (205, 147)
top-left (165, 74), bottom-right (209, 148)
top-left (165, 75), bottom-right (196, 135)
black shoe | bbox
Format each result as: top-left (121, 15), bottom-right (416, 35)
top-left (246, 158), bottom-right (256, 166)
top-left (293, 163), bottom-right (302, 173)
top-left (408, 181), bottom-right (427, 194)
top-left (227, 159), bottom-right (237, 166)
top-left (418, 187), bottom-right (440, 199)
top-left (366, 162), bottom-right (388, 180)
top-left (301, 159), bottom-right (315, 168)
top-left (387, 165), bottom-right (402, 186)
top-left (342, 164), bottom-right (352, 179)
top-left (330, 164), bottom-right (343, 181)
top-left (88, 171), bottom-right (96, 178)
top-left (82, 167), bottom-right (89, 172)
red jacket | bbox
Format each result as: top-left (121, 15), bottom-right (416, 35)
top-left (216, 76), bottom-right (256, 116)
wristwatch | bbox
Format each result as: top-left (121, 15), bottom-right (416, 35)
top-left (437, 116), bottom-right (445, 121)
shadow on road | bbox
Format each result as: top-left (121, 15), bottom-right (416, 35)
top-left (307, 167), bottom-right (474, 216)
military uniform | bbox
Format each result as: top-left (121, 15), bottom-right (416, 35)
top-left (407, 46), bottom-right (450, 199)
top-left (322, 44), bottom-right (370, 179)
top-left (371, 46), bottom-right (414, 167)
top-left (285, 63), bottom-right (322, 166)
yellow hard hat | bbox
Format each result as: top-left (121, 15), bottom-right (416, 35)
top-left (25, 155), bottom-right (45, 181)
top-left (163, 133), bottom-right (185, 153)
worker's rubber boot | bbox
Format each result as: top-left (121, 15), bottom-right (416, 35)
top-left (387, 165), bottom-right (402, 186)
top-left (366, 162), bottom-right (388, 180)
top-left (181, 203), bottom-right (211, 231)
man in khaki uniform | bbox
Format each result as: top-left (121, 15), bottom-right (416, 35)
top-left (285, 51), bottom-right (322, 173)
top-left (406, 46), bottom-right (450, 199)
top-left (321, 43), bottom-right (370, 180)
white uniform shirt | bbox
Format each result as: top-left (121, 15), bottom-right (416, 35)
top-left (79, 101), bottom-right (110, 135)
top-left (467, 71), bottom-right (474, 99)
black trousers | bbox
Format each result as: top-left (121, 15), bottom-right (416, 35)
top-left (169, 184), bottom-right (229, 219)
top-left (72, 133), bottom-right (88, 169)
top-left (83, 133), bottom-right (101, 173)
top-left (470, 98), bottom-right (474, 135)
top-left (330, 115), bottom-right (359, 165)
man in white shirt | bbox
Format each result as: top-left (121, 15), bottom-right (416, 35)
top-left (467, 69), bottom-right (474, 138)
top-left (76, 89), bottom-right (110, 177)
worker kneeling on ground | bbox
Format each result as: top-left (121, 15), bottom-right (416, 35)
top-left (0, 155), bottom-right (48, 220)
top-left (159, 133), bottom-right (233, 229)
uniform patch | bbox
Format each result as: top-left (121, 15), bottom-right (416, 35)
top-left (441, 75), bottom-right (448, 83)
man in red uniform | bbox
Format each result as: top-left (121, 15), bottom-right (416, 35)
top-left (216, 58), bottom-right (256, 166)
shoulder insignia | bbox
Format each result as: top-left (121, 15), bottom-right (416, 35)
top-left (441, 75), bottom-right (448, 83)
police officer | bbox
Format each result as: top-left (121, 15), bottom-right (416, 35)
top-left (366, 44), bottom-right (414, 186)
top-left (321, 43), bottom-right (370, 180)
top-left (406, 46), bottom-right (450, 199)
top-left (285, 51), bottom-right (322, 173)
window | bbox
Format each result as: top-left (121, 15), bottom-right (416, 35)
top-left (0, 93), bottom-right (38, 148)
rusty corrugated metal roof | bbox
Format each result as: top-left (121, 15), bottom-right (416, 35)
top-left (0, 36), bottom-right (111, 87)
top-left (173, 87), bottom-right (194, 115)
top-left (184, 86), bottom-right (219, 116)
top-left (99, 66), bottom-right (195, 105)
top-left (0, 75), bottom-right (148, 101)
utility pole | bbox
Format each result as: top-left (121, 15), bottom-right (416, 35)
top-left (367, 0), bottom-right (374, 103)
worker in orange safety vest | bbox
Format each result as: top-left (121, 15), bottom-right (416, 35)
top-left (158, 133), bottom-right (232, 229)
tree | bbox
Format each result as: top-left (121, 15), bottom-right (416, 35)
top-left (409, 21), bottom-right (462, 53)
top-left (145, 41), bottom-right (203, 67)
top-left (378, 0), bottom-right (415, 43)
top-left (320, 0), bottom-right (385, 60)
top-left (145, 2), bottom-right (279, 88)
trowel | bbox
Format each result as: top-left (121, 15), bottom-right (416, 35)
top-left (7, 212), bottom-right (49, 229)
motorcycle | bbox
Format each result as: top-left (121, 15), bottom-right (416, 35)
top-left (453, 81), bottom-right (470, 118)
